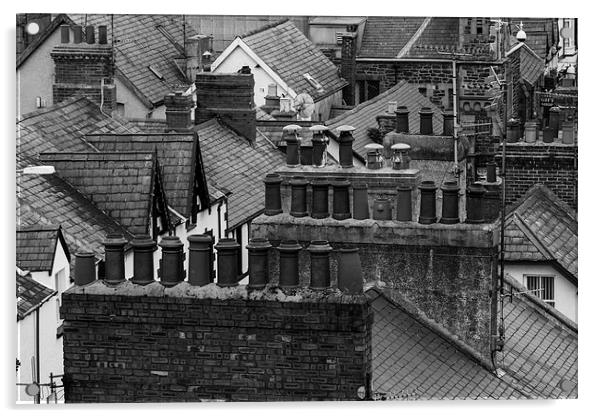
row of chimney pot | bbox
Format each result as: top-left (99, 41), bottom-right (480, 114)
top-left (72, 235), bottom-right (363, 294)
top-left (507, 112), bottom-right (575, 145)
top-left (264, 173), bottom-right (492, 224)
top-left (60, 25), bottom-right (108, 45)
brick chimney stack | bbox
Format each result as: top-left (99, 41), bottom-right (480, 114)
top-left (340, 32), bottom-right (357, 106)
top-left (51, 25), bottom-right (116, 113)
top-left (195, 73), bottom-right (257, 143)
top-left (164, 91), bottom-right (194, 132)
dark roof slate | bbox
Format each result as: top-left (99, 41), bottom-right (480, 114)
top-left (17, 96), bottom-right (141, 158)
top-left (69, 14), bottom-right (196, 106)
top-left (358, 17), bottom-right (426, 58)
top-left (16, 270), bottom-right (56, 321)
top-left (325, 80), bottom-right (444, 159)
top-left (16, 225), bottom-right (69, 273)
top-left (86, 134), bottom-right (198, 218)
top-left (38, 152), bottom-right (156, 235)
top-left (405, 17), bottom-right (461, 59)
top-left (242, 20), bottom-right (347, 100)
top-left (507, 42), bottom-right (545, 87)
top-left (194, 119), bottom-right (285, 230)
top-left (505, 184), bottom-right (577, 281)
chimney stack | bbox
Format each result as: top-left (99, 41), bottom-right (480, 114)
top-left (187, 234), bottom-right (214, 286)
top-left (215, 238), bottom-right (240, 287)
top-left (74, 252), bottom-right (96, 286)
top-left (262, 83), bottom-right (280, 114)
top-left (195, 72), bottom-right (256, 143)
top-left (164, 91), bottom-right (194, 132)
top-left (340, 33), bottom-right (357, 106)
top-left (130, 235), bottom-right (157, 285)
top-left (185, 35), bottom-right (211, 82)
top-left (158, 236), bottom-right (186, 286)
top-left (337, 125), bottom-right (356, 168)
top-left (419, 107), bottom-right (434, 135)
top-left (103, 234), bottom-right (127, 285)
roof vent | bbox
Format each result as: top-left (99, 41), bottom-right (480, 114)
top-left (303, 73), bottom-right (325, 93)
top-left (148, 64), bottom-right (165, 80)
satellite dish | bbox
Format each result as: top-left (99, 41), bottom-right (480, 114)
top-left (26, 22), bottom-right (40, 35)
top-left (25, 383), bottom-right (40, 397)
top-left (294, 93), bottom-right (315, 121)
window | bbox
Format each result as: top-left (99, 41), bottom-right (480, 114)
top-left (55, 268), bottom-right (66, 329)
top-left (526, 275), bottom-right (555, 307)
top-left (335, 32), bottom-right (344, 45)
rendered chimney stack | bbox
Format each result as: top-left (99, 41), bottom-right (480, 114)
top-left (419, 107), bottom-right (434, 135)
top-left (164, 91), bottom-right (194, 132)
top-left (418, 181), bottom-right (437, 224)
top-left (332, 177), bottom-right (351, 220)
top-left (337, 125), bottom-right (356, 168)
top-left (337, 248), bottom-right (363, 294)
top-left (308, 240), bottom-right (332, 290)
top-left (130, 235), bottom-right (157, 285)
top-left (443, 110), bottom-right (455, 136)
top-left (395, 106), bottom-right (410, 134)
top-left (311, 177), bottom-right (330, 219)
top-left (290, 176), bottom-right (309, 217)
top-left (264, 173), bottom-right (283, 216)
top-left (309, 125), bottom-right (329, 168)
top-left (277, 240), bottom-right (303, 289)
top-left (440, 181), bottom-right (460, 224)
top-left (74, 252), bottom-right (96, 286)
top-left (246, 238), bottom-right (272, 290)
top-left (158, 236), bottom-right (186, 286)
top-left (283, 125), bottom-right (302, 167)
top-left (215, 238), bottom-right (240, 287)
top-left (340, 32), bottom-right (357, 106)
top-left (187, 234), bottom-right (214, 286)
top-left (103, 234), bottom-right (128, 285)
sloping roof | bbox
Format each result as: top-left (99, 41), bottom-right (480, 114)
top-left (16, 14), bottom-right (75, 68)
top-left (86, 134), bottom-right (200, 218)
top-left (358, 17), bottom-right (426, 58)
top-left (370, 289), bottom-right (524, 399)
top-left (507, 42), bottom-right (545, 87)
top-left (16, 270), bottom-right (56, 321)
top-left (242, 20), bottom-right (347, 100)
top-left (504, 184), bottom-right (578, 282)
top-left (500, 276), bottom-right (578, 398)
top-left (69, 14), bottom-right (196, 107)
top-left (38, 152), bottom-right (156, 235)
top-left (17, 154), bottom-right (134, 261)
top-left (508, 18), bottom-right (557, 60)
top-left (404, 17), bottom-right (461, 59)
top-left (325, 80), bottom-right (444, 159)
top-left (17, 96), bottom-right (141, 158)
top-left (194, 119), bottom-right (285, 230)
top-left (16, 225), bottom-right (69, 273)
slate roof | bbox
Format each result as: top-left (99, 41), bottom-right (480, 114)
top-left (404, 17), bottom-right (462, 59)
top-left (325, 80), bottom-right (444, 159)
top-left (504, 184), bottom-right (578, 282)
top-left (369, 283), bottom-right (577, 399)
top-left (16, 270), bottom-right (56, 321)
top-left (86, 133), bottom-right (203, 218)
top-left (17, 96), bottom-right (141, 158)
top-left (358, 17), bottom-right (426, 58)
top-left (16, 225), bottom-right (69, 273)
top-left (17, 155), bottom-right (132, 264)
top-left (69, 14), bottom-right (196, 107)
top-left (242, 20), bottom-right (347, 101)
top-left (507, 42), bottom-right (545, 87)
top-left (38, 152), bottom-right (157, 235)
top-left (508, 18), bottom-right (557, 60)
top-left (194, 119), bottom-right (286, 230)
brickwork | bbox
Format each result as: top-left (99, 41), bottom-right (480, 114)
top-left (340, 34), bottom-right (357, 106)
top-left (495, 143), bottom-right (578, 210)
top-left (61, 285), bottom-right (372, 402)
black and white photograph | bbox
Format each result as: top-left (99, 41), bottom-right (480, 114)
top-left (10, 2), bottom-right (587, 411)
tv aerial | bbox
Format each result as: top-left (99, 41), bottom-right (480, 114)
top-left (294, 92), bottom-right (315, 121)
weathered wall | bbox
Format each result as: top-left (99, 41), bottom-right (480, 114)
top-left (60, 283), bottom-right (372, 402)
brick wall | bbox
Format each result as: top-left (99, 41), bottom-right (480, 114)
top-left (495, 143), bottom-right (578, 210)
top-left (60, 284), bottom-right (372, 402)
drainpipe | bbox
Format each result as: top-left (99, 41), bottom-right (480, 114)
top-left (452, 59), bottom-right (459, 180)
top-left (34, 308), bottom-right (40, 404)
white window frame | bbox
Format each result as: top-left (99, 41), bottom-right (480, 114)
top-left (525, 274), bottom-right (555, 307)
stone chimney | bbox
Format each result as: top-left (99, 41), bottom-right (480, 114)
top-left (195, 72), bottom-right (256, 143)
top-left (185, 34), bottom-right (212, 82)
top-left (340, 32), bottom-right (357, 106)
top-left (164, 91), bottom-right (194, 132)
top-left (51, 25), bottom-right (116, 113)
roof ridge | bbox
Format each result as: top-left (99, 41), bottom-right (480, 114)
top-left (241, 18), bottom-right (290, 39)
top-left (17, 224), bottom-right (61, 232)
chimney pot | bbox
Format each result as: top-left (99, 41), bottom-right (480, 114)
top-left (524, 121), bottom-right (538, 143)
top-left (60, 25), bottom-right (70, 43)
top-left (264, 173), bottom-right (283, 216)
top-left (439, 181), bottom-right (460, 224)
top-left (309, 125), bottom-right (329, 168)
top-left (246, 238), bottom-right (272, 290)
top-left (98, 25), bottom-right (108, 44)
top-left (506, 118), bottom-right (520, 143)
top-left (290, 176), bottom-right (309, 217)
top-left (158, 235), bottom-right (186, 286)
top-left (187, 234), bottom-right (214, 286)
top-left (277, 240), bottom-right (303, 289)
top-left (465, 184), bottom-right (486, 224)
top-left (308, 240), bottom-right (333, 290)
top-left (396, 185), bottom-right (413, 221)
top-left (214, 238), bottom-right (241, 287)
top-left (283, 125), bottom-right (302, 167)
top-left (130, 235), bottom-right (157, 285)
top-left (74, 252), bottom-right (96, 286)
top-left (103, 234), bottom-right (128, 285)
top-left (443, 111), bottom-right (455, 136)
top-left (332, 177), bottom-right (351, 220)
top-left (73, 25), bottom-right (83, 44)
top-left (267, 83), bottom-right (278, 97)
top-left (337, 125), bottom-right (355, 168)
top-left (85, 25), bottom-right (95, 44)
top-left (365, 143), bottom-right (384, 170)
top-left (419, 107), bottom-right (434, 135)
top-left (337, 248), bottom-right (363, 294)
top-left (391, 142), bottom-right (411, 170)
top-left (418, 181), bottom-right (438, 224)
top-left (352, 183), bottom-right (370, 220)
top-left (387, 101), bottom-right (397, 114)
top-left (394, 106), bottom-right (410, 133)
top-left (311, 177), bottom-right (330, 219)
top-left (486, 162), bottom-right (497, 183)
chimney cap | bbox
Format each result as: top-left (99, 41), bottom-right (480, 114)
top-left (130, 234), bottom-right (156, 248)
top-left (337, 125), bottom-right (356, 132)
top-left (103, 233), bottom-right (128, 246)
top-left (158, 235), bottom-right (184, 249)
top-left (188, 234), bottom-right (213, 244)
top-left (283, 124), bottom-right (302, 132)
top-left (364, 143), bottom-right (384, 150)
top-left (309, 124), bottom-right (328, 132)
top-left (391, 143), bottom-right (411, 150)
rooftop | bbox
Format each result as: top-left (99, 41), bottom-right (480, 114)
top-left (504, 184), bottom-right (578, 283)
top-left (16, 269), bottom-right (56, 321)
top-left (16, 224), bottom-right (69, 273)
top-left (242, 20), bottom-right (347, 100)
top-left (506, 42), bottom-right (545, 87)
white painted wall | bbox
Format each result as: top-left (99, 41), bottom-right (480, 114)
top-left (505, 263), bottom-right (578, 323)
